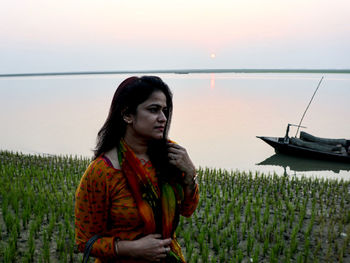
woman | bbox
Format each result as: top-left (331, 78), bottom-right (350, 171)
top-left (75, 76), bottom-right (199, 262)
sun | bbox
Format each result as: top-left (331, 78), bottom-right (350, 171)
top-left (210, 53), bottom-right (216, 59)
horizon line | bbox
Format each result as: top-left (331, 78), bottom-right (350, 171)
top-left (1, 68), bottom-right (350, 77)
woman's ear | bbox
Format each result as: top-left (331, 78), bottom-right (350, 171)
top-left (122, 108), bottom-right (133, 124)
top-left (123, 113), bottom-right (133, 124)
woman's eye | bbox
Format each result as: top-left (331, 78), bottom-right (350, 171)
top-left (149, 108), bottom-right (157, 113)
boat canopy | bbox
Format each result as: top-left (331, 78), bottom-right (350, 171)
top-left (290, 137), bottom-right (344, 153)
top-left (300, 131), bottom-right (347, 147)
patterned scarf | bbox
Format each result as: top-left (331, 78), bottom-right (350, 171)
top-left (118, 139), bottom-right (183, 262)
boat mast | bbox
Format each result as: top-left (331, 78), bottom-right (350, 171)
top-left (295, 76), bottom-right (324, 137)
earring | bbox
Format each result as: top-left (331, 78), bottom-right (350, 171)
top-left (124, 118), bottom-right (131, 124)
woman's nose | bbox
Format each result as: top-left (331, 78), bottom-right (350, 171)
top-left (158, 111), bottom-right (167, 122)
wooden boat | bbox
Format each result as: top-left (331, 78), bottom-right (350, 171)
top-left (257, 124), bottom-right (350, 163)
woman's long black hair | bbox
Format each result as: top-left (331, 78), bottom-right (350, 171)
top-left (94, 76), bottom-right (178, 181)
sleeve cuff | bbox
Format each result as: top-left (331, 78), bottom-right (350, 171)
top-left (91, 236), bottom-right (117, 258)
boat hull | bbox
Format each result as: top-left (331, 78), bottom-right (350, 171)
top-left (257, 136), bottom-right (350, 163)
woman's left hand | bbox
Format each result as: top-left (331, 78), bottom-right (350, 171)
top-left (167, 142), bottom-right (196, 181)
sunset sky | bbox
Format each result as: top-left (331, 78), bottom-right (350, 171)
top-left (1, 0), bottom-right (349, 73)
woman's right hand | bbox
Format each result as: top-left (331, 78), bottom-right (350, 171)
top-left (118, 234), bottom-right (172, 262)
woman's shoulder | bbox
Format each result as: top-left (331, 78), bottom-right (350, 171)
top-left (104, 147), bottom-right (121, 170)
top-left (83, 156), bottom-right (122, 182)
top-left (77, 157), bottom-right (126, 198)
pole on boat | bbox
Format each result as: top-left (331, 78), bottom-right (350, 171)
top-left (295, 76), bottom-right (324, 137)
top-left (285, 123), bottom-right (307, 140)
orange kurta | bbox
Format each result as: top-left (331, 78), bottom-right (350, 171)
top-left (75, 156), bottom-right (199, 262)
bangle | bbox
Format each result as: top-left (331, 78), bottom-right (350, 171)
top-left (184, 173), bottom-right (197, 188)
top-left (115, 238), bottom-right (120, 256)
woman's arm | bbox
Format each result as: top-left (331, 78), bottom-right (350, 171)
top-left (180, 176), bottom-right (199, 217)
top-left (167, 142), bottom-right (199, 216)
top-left (75, 160), bottom-right (117, 258)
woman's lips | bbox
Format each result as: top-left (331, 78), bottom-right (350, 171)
top-left (155, 126), bottom-right (164, 132)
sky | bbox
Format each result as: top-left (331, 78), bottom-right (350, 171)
top-left (1, 0), bottom-right (350, 73)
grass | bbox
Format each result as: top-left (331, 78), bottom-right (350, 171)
top-left (0, 150), bottom-right (349, 262)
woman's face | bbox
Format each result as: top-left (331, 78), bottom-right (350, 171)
top-left (126, 91), bottom-right (168, 141)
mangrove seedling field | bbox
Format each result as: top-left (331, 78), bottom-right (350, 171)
top-left (0, 150), bottom-right (349, 262)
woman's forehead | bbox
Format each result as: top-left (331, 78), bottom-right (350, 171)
top-left (142, 91), bottom-right (167, 106)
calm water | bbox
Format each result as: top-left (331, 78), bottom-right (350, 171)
top-left (1, 73), bottom-right (350, 179)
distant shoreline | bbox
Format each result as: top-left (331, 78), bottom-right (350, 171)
top-left (1, 68), bottom-right (350, 78)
